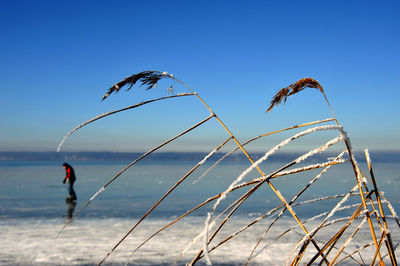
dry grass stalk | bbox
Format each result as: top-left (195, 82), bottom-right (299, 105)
top-left (195, 137), bottom-right (345, 265)
top-left (246, 151), bottom-right (346, 264)
top-left (198, 126), bottom-right (342, 265)
top-left (56, 114), bottom-right (214, 238)
top-left (335, 242), bottom-right (373, 265)
top-left (98, 136), bottom-right (231, 266)
top-left (56, 71), bottom-right (399, 265)
top-left (190, 160), bottom-right (299, 265)
top-left (195, 118), bottom-right (336, 184)
top-left (304, 191), bottom-right (374, 265)
top-left (289, 184), bottom-right (365, 265)
top-left (57, 93), bottom-right (195, 152)
top-left (194, 195), bottom-right (368, 264)
top-left (365, 149), bottom-right (398, 265)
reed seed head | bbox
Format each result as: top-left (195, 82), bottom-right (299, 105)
top-left (267, 78), bottom-right (324, 112)
top-left (102, 71), bottom-right (172, 100)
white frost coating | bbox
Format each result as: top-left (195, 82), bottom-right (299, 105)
top-left (386, 201), bottom-right (399, 218)
top-left (286, 184), bottom-right (360, 262)
top-left (253, 206), bottom-right (367, 260)
top-left (365, 149), bottom-right (371, 165)
top-left (250, 152), bottom-right (346, 261)
top-left (203, 213), bottom-right (213, 265)
top-left (199, 148), bottom-right (218, 166)
top-left (194, 152), bottom-right (231, 184)
top-left (174, 217), bottom-right (219, 264)
top-left (214, 125), bottom-right (342, 214)
top-left (294, 136), bottom-right (343, 163)
top-left (89, 186), bottom-right (105, 202)
top-left (295, 194), bottom-right (346, 207)
top-left (209, 207), bottom-right (283, 253)
top-left (338, 127), bottom-right (367, 184)
top-left (339, 127), bottom-right (352, 151)
top-left (290, 152), bottom-right (344, 204)
top-left (336, 242), bottom-right (374, 264)
top-left (324, 185), bottom-right (357, 221)
top-left (201, 125), bottom-right (343, 260)
top-left (239, 159), bottom-right (347, 186)
top-left (193, 148), bottom-right (219, 184)
top-left (278, 159), bottom-right (346, 177)
top-left (340, 216), bottom-right (368, 252)
top-left (57, 93), bottom-right (195, 152)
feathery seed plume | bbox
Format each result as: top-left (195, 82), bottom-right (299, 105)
top-left (102, 71), bottom-right (172, 100)
top-left (267, 78), bottom-right (324, 112)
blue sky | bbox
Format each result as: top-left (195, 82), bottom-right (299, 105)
top-left (1, 0), bottom-right (399, 153)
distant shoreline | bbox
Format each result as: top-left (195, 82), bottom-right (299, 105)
top-left (1, 151), bottom-right (399, 163)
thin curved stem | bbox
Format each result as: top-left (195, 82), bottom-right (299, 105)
top-left (57, 93), bottom-right (195, 151)
top-left (98, 136), bottom-right (231, 265)
top-left (56, 114), bottom-right (214, 239)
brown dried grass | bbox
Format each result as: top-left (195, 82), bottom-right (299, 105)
top-left (267, 77), bottom-right (324, 112)
top-left (56, 71), bottom-right (399, 266)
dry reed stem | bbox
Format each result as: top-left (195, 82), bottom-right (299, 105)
top-left (328, 215), bottom-right (369, 265)
top-left (195, 118), bottom-right (336, 183)
top-left (199, 137), bottom-right (343, 265)
top-left (189, 160), bottom-right (299, 265)
top-left (208, 129), bottom-right (343, 265)
top-left (235, 159), bottom-right (346, 189)
top-left (176, 183), bottom-right (358, 264)
top-left (252, 207), bottom-right (369, 265)
top-left (57, 93), bottom-right (195, 152)
top-left (291, 186), bottom-right (366, 265)
top-left (369, 230), bottom-right (387, 266)
top-left (132, 176), bottom-right (278, 265)
top-left (99, 73), bottom-right (341, 264)
top-left (245, 203), bottom-right (377, 265)
top-left (269, 77), bottom-right (384, 264)
top-left (204, 125), bottom-right (343, 260)
top-left (177, 178), bottom-right (348, 264)
top-left (205, 196), bottom-right (364, 263)
top-left (246, 151), bottom-right (346, 264)
top-left (273, 78), bottom-right (383, 261)
top-left (382, 242), bottom-right (400, 262)
top-left (377, 191), bottom-right (400, 229)
top-left (335, 128), bottom-right (383, 262)
top-left (58, 72), bottom-right (399, 265)
top-left (131, 168), bottom-right (311, 263)
top-left (98, 136), bottom-right (231, 266)
top-left (320, 212), bottom-right (399, 265)
top-left (304, 191), bottom-right (374, 265)
top-left (127, 190), bottom-right (256, 264)
top-left (335, 242), bottom-right (373, 265)
top-left (160, 74), bottom-right (328, 262)
top-left (56, 114), bottom-right (214, 239)
top-left (188, 89), bottom-right (338, 258)
top-left (365, 149), bottom-right (398, 265)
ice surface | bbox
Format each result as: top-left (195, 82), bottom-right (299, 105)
top-left (1, 217), bottom-right (399, 265)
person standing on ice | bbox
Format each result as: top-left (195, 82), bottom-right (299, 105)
top-left (62, 162), bottom-right (77, 201)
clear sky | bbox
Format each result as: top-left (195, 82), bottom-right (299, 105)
top-left (1, 0), bottom-right (399, 153)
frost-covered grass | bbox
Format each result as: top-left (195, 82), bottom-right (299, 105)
top-left (55, 71), bottom-right (400, 265)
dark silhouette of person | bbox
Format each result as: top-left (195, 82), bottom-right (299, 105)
top-left (65, 199), bottom-right (76, 219)
top-left (62, 162), bottom-right (77, 201)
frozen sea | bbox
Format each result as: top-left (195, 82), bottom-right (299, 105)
top-left (1, 155), bottom-right (400, 265)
